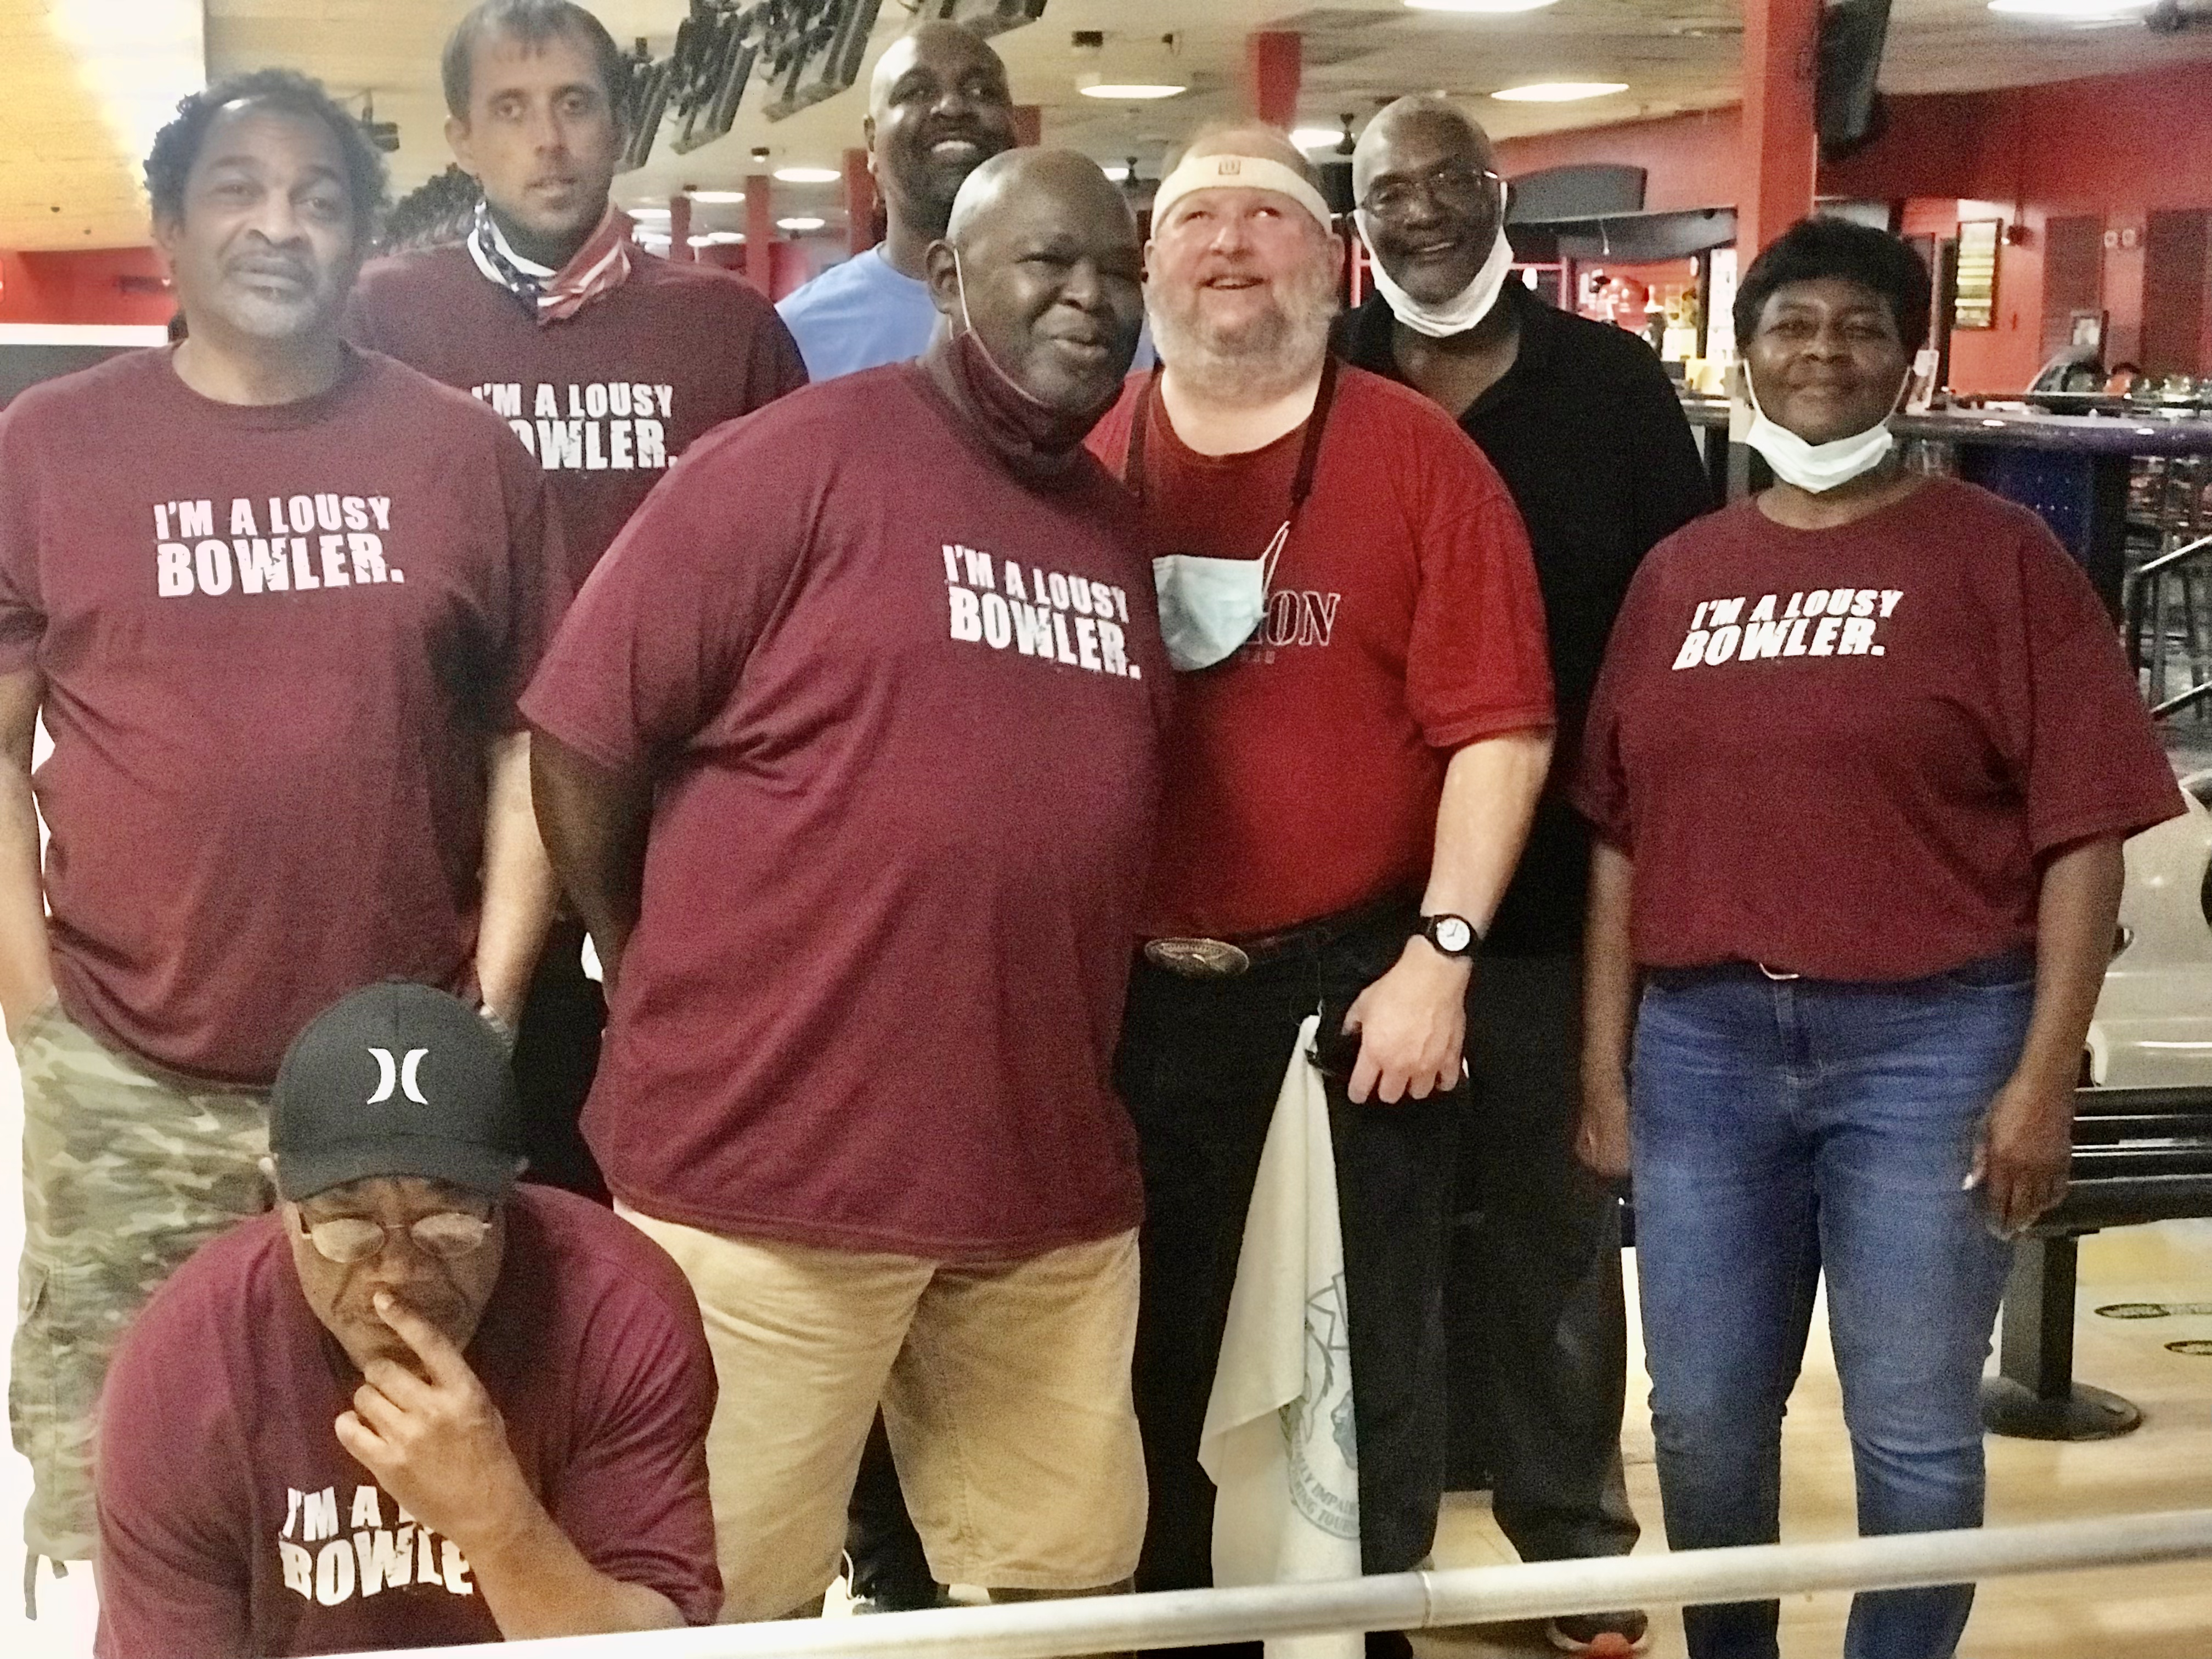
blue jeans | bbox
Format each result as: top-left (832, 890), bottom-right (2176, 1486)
top-left (1629, 953), bottom-right (2034, 1659)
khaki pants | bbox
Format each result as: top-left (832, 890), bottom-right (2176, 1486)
top-left (621, 1209), bottom-right (1146, 1622)
top-left (10, 1002), bottom-right (269, 1560)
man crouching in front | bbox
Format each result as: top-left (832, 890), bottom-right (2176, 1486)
top-left (92, 981), bottom-right (720, 1656)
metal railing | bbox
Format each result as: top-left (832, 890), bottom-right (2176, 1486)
top-left (336, 1508), bottom-right (2212, 1659)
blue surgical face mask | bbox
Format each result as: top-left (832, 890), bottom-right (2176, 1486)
top-left (1152, 521), bottom-right (1287, 672)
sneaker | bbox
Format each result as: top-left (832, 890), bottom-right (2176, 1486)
top-left (1546, 1610), bottom-right (1651, 1656)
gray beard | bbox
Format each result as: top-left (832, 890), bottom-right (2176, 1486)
top-left (1147, 284), bottom-right (1338, 405)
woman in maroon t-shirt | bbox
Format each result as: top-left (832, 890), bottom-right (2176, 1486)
top-left (1571, 219), bottom-right (2181, 1659)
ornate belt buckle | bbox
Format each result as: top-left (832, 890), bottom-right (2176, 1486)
top-left (1143, 937), bottom-right (1254, 978)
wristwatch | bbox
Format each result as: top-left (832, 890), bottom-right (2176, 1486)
top-left (1419, 912), bottom-right (1480, 960)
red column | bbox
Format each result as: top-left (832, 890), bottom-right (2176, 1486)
top-left (844, 147), bottom-right (879, 255)
top-left (1244, 31), bottom-right (1300, 129)
top-left (1012, 104), bottom-right (1042, 148)
top-left (746, 174), bottom-right (774, 295)
top-left (1737, 0), bottom-right (1819, 270)
top-left (668, 190), bottom-right (694, 263)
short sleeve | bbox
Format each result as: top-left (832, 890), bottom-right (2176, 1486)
top-left (1404, 415), bottom-right (1555, 749)
top-left (1627, 358), bottom-right (1714, 555)
top-left (1570, 619), bottom-right (1636, 852)
top-left (520, 413), bottom-right (810, 771)
top-left (94, 1293), bottom-right (253, 1658)
top-left (2011, 528), bottom-right (2184, 853)
top-left (0, 404), bottom-right (50, 675)
top-left (749, 304), bottom-right (810, 406)
top-left (552, 1240), bottom-right (721, 1624)
top-left (491, 432), bottom-right (572, 726)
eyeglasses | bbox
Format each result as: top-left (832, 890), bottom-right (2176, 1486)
top-left (293, 1208), bottom-right (494, 1265)
top-left (1358, 165), bottom-right (1505, 223)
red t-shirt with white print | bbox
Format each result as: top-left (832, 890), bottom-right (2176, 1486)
top-left (522, 364), bottom-right (1170, 1260)
top-left (94, 1187), bottom-right (720, 1658)
top-left (1086, 367), bottom-right (1555, 939)
top-left (0, 347), bottom-right (567, 1084)
top-left (1573, 477), bottom-right (2183, 980)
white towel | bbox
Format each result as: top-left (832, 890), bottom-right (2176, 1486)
top-left (1199, 1014), bottom-right (1363, 1659)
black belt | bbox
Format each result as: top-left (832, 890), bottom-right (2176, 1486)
top-left (1141, 892), bottom-right (1413, 979)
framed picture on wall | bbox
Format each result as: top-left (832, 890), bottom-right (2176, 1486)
top-left (2071, 309), bottom-right (2108, 353)
top-left (1954, 219), bottom-right (2000, 330)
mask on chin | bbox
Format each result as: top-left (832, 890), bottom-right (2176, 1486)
top-left (1742, 366), bottom-right (1898, 493)
top-left (945, 251), bottom-right (1123, 462)
top-left (1356, 221), bottom-right (1515, 340)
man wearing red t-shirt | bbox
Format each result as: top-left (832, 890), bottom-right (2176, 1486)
top-left (0, 71), bottom-right (563, 1576)
top-left (95, 983), bottom-right (720, 1657)
top-left (346, 0), bottom-right (809, 1200)
top-left (525, 149), bottom-right (1166, 1624)
top-left (1085, 127), bottom-right (1553, 1658)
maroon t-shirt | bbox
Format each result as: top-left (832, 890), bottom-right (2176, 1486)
top-left (1573, 477), bottom-right (2183, 980)
top-left (1086, 368), bottom-right (1554, 938)
top-left (347, 245), bottom-right (808, 585)
top-left (0, 348), bottom-right (566, 1084)
top-left (522, 365), bottom-right (1170, 1259)
top-left (94, 1187), bottom-right (720, 1658)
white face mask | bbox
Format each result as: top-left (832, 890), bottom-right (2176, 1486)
top-left (1356, 221), bottom-right (1515, 340)
top-left (1741, 365), bottom-right (1897, 493)
top-left (1153, 523), bottom-right (1288, 672)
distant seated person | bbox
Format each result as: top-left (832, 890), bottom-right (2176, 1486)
top-left (93, 983), bottom-right (719, 1658)
top-left (2105, 360), bottom-right (2145, 397)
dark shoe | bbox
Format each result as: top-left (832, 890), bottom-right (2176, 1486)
top-left (1546, 1610), bottom-right (1650, 1656)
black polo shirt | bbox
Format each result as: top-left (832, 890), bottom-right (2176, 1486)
top-left (1341, 282), bottom-right (1712, 952)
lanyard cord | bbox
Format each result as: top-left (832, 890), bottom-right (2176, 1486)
top-left (1124, 355), bottom-right (1340, 572)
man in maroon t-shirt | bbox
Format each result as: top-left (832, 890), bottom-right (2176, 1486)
top-left (346, 0), bottom-right (809, 1200)
top-left (525, 149), bottom-right (1164, 1624)
top-left (95, 983), bottom-right (720, 1657)
top-left (0, 71), bottom-right (563, 1575)
top-left (1084, 126), bottom-right (1554, 1656)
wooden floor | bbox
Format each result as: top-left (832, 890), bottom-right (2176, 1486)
top-left (4, 1059), bottom-right (2208, 1659)
top-left (1418, 1222), bottom-right (2212, 1659)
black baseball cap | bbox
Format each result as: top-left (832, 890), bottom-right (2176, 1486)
top-left (269, 982), bottom-right (524, 1203)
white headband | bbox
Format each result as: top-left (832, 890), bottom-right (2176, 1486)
top-left (1151, 153), bottom-right (1335, 234)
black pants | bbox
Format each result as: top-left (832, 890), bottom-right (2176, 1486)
top-left (1452, 952), bottom-right (1639, 1564)
top-left (1118, 901), bottom-right (1459, 1659)
top-left (511, 918), bottom-right (608, 1202)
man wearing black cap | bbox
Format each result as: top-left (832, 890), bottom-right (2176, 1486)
top-left (91, 984), bottom-right (720, 1658)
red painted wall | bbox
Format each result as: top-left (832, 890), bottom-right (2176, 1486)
top-left (1497, 108), bottom-right (1743, 216)
top-left (0, 247), bottom-right (173, 326)
top-left (1494, 61), bottom-right (2212, 392)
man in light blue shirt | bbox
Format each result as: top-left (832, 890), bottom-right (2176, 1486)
top-left (778, 22), bottom-right (1015, 380)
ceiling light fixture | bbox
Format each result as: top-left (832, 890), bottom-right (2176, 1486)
top-left (1986, 0), bottom-right (2151, 14)
top-left (1405, 0), bottom-right (1563, 13)
top-left (628, 204), bottom-right (672, 221)
top-left (1492, 81), bottom-right (1631, 101)
top-left (1077, 78), bottom-right (1186, 100)
top-left (773, 166), bottom-right (841, 184)
top-left (1102, 163), bottom-right (1131, 182)
top-left (777, 215), bottom-right (827, 232)
top-left (1289, 127), bottom-right (1341, 151)
top-left (687, 189), bottom-right (746, 204)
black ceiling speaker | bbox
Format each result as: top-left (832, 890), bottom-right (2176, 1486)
top-left (1817, 0), bottom-right (1893, 163)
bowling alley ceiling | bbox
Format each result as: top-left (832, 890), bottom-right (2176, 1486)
top-left (7, 0), bottom-right (2212, 250)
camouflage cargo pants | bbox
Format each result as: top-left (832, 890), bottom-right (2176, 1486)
top-left (10, 1000), bottom-right (270, 1561)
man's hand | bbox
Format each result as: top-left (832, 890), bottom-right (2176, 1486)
top-left (1343, 939), bottom-right (1471, 1105)
top-left (334, 1292), bottom-right (535, 1550)
top-left (1575, 1079), bottom-right (1633, 1184)
top-left (1970, 1077), bottom-right (2073, 1238)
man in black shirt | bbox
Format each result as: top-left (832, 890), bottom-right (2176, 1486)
top-left (1341, 94), bottom-right (1711, 1659)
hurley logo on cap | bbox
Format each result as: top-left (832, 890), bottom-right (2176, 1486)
top-left (367, 1046), bottom-right (431, 1105)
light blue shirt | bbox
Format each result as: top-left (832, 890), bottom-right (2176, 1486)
top-left (778, 243), bottom-right (1154, 383)
top-left (777, 247), bottom-right (941, 383)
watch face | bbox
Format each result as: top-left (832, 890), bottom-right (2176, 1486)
top-left (1432, 916), bottom-right (1474, 954)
